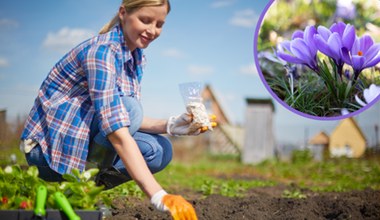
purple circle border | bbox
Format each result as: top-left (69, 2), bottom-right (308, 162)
top-left (253, 0), bottom-right (380, 121)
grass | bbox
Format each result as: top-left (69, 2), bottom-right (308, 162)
top-left (153, 155), bottom-right (276, 197)
top-left (2, 144), bottom-right (379, 199)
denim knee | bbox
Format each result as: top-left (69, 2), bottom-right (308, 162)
top-left (133, 133), bottom-right (172, 173)
top-left (114, 133), bottom-right (173, 174)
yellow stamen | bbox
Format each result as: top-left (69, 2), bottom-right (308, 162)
top-left (358, 51), bottom-right (363, 56)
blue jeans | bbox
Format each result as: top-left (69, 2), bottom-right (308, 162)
top-left (26, 96), bottom-right (173, 187)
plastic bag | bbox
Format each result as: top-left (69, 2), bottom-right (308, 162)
top-left (178, 82), bottom-right (213, 131)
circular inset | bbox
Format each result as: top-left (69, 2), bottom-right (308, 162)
top-left (254, 0), bottom-right (380, 120)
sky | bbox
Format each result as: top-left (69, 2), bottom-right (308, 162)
top-left (0, 0), bottom-right (379, 146)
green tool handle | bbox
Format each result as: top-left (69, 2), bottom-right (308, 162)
top-left (53, 192), bottom-right (81, 220)
top-left (34, 185), bottom-right (47, 217)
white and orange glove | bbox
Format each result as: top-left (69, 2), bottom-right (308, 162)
top-left (166, 113), bottom-right (217, 136)
top-left (151, 190), bottom-right (198, 220)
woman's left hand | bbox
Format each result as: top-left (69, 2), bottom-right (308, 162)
top-left (166, 113), bottom-right (217, 136)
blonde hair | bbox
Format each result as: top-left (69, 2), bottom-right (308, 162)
top-left (99, 0), bottom-right (171, 34)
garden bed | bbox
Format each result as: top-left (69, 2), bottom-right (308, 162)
top-left (108, 187), bottom-right (380, 220)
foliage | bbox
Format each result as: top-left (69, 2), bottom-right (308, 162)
top-left (153, 156), bottom-right (276, 198)
top-left (0, 165), bottom-right (104, 210)
top-left (99, 181), bottom-right (144, 207)
top-left (282, 189), bottom-right (307, 199)
top-left (291, 149), bottom-right (314, 164)
top-left (0, 165), bottom-right (43, 210)
top-left (256, 156), bottom-right (380, 192)
top-left (200, 180), bottom-right (246, 197)
top-left (47, 168), bottom-right (104, 210)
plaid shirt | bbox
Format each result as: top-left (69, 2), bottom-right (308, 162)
top-left (21, 25), bottom-right (144, 175)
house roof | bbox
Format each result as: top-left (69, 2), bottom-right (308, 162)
top-left (309, 118), bottom-right (366, 146)
top-left (246, 98), bottom-right (275, 112)
top-left (332, 117), bottom-right (366, 141)
top-left (309, 131), bottom-right (329, 145)
top-left (202, 84), bottom-right (231, 124)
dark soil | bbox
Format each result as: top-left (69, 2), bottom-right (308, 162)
top-left (107, 187), bottom-right (380, 220)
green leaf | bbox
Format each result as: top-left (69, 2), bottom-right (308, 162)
top-left (71, 169), bottom-right (81, 179)
top-left (62, 174), bottom-right (78, 182)
top-left (26, 166), bottom-right (39, 178)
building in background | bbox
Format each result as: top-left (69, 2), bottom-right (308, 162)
top-left (329, 118), bottom-right (366, 158)
top-left (242, 98), bottom-right (275, 164)
top-left (308, 118), bottom-right (367, 159)
top-left (308, 131), bottom-right (329, 161)
top-left (0, 109), bottom-right (6, 143)
top-left (201, 84), bottom-right (243, 155)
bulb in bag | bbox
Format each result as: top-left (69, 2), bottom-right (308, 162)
top-left (179, 82), bottom-right (213, 131)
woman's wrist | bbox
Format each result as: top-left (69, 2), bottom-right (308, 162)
top-left (151, 189), bottom-right (168, 211)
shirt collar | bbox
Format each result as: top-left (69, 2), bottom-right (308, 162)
top-left (115, 24), bottom-right (143, 65)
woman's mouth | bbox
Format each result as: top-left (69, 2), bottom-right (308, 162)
top-left (141, 36), bottom-right (153, 44)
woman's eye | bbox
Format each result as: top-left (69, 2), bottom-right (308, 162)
top-left (156, 22), bottom-right (164, 29)
top-left (140, 17), bottom-right (151, 24)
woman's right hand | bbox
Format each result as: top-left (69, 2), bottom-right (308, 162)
top-left (151, 190), bottom-right (198, 220)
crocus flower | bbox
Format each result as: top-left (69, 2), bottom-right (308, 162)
top-left (342, 34), bottom-right (380, 80)
top-left (277, 26), bottom-right (319, 72)
top-left (355, 84), bottom-right (380, 107)
top-left (336, 0), bottom-right (356, 20)
top-left (314, 22), bottom-right (356, 76)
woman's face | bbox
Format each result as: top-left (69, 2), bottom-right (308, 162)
top-left (119, 4), bottom-right (168, 51)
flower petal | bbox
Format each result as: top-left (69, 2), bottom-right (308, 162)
top-left (360, 35), bottom-right (374, 53)
top-left (327, 32), bottom-right (343, 61)
top-left (355, 94), bottom-right (367, 107)
top-left (341, 47), bottom-right (352, 65)
top-left (290, 38), bottom-right (313, 61)
top-left (351, 55), bottom-right (366, 72)
top-left (315, 34), bottom-right (335, 58)
top-left (341, 108), bottom-right (350, 115)
top-left (365, 53), bottom-right (380, 68)
top-left (317, 26), bottom-right (331, 41)
top-left (292, 30), bottom-right (304, 40)
top-left (342, 24), bottom-right (356, 50)
top-left (277, 51), bottom-right (304, 64)
top-left (363, 43), bottom-right (380, 65)
top-left (351, 37), bottom-right (361, 55)
top-left (364, 84), bottom-right (380, 104)
top-left (304, 26), bottom-right (318, 54)
top-left (279, 41), bottom-right (292, 52)
top-left (330, 22), bottom-right (346, 36)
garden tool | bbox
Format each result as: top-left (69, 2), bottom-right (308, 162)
top-left (53, 192), bottom-right (80, 220)
top-left (32, 184), bottom-right (47, 220)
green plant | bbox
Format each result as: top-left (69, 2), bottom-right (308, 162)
top-left (282, 189), bottom-right (307, 199)
top-left (0, 165), bottom-right (44, 210)
top-left (291, 149), bottom-right (313, 164)
top-left (200, 180), bottom-right (217, 196)
top-left (47, 168), bottom-right (104, 210)
top-left (0, 165), bottom-right (104, 210)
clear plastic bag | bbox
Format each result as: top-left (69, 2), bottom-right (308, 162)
top-left (178, 82), bottom-right (213, 131)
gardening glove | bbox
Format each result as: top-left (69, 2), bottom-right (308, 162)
top-left (151, 190), bottom-right (198, 220)
top-left (167, 113), bottom-right (217, 136)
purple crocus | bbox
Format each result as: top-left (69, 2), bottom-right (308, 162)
top-left (277, 25), bottom-right (319, 72)
top-left (342, 34), bottom-right (380, 80)
top-left (314, 22), bottom-right (356, 76)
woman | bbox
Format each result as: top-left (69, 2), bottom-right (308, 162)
top-left (20, 0), bottom-right (213, 219)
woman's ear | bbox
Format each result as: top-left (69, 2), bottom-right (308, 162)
top-left (118, 5), bottom-right (126, 21)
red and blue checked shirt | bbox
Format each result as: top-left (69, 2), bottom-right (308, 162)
top-left (21, 24), bottom-right (145, 175)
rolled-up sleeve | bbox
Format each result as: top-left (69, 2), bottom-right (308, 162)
top-left (83, 44), bottom-right (130, 136)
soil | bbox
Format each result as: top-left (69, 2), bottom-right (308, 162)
top-left (107, 186), bottom-right (380, 220)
